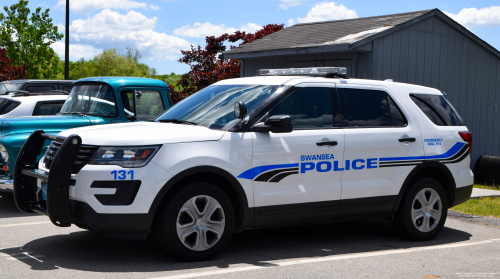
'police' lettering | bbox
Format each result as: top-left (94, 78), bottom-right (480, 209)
top-left (367, 158), bottom-right (377, 169)
top-left (334, 161), bottom-right (344, 171)
top-left (301, 162), bottom-right (315, 173)
top-left (316, 161), bottom-right (332, 172)
top-left (352, 159), bottom-right (365, 170)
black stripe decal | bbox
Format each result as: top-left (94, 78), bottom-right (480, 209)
top-left (379, 163), bottom-right (421, 168)
top-left (379, 160), bottom-right (424, 165)
top-left (443, 148), bottom-right (470, 164)
top-left (437, 145), bottom-right (469, 162)
top-left (269, 171), bottom-right (299, 183)
top-left (254, 168), bottom-right (299, 182)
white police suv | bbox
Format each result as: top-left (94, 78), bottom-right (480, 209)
top-left (14, 67), bottom-right (473, 261)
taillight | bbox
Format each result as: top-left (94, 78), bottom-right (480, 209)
top-left (458, 131), bottom-right (472, 154)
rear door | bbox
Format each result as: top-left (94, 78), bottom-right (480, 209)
top-left (336, 84), bottom-right (425, 220)
top-left (251, 85), bottom-right (345, 227)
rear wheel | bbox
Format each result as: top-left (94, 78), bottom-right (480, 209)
top-left (153, 181), bottom-right (235, 261)
top-left (392, 177), bottom-right (448, 241)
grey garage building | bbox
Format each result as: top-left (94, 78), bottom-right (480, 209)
top-left (220, 9), bottom-right (500, 167)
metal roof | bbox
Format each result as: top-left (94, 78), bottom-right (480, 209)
top-left (74, 77), bottom-right (168, 90)
top-left (221, 9), bottom-right (500, 60)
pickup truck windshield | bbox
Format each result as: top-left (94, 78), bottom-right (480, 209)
top-left (60, 84), bottom-right (118, 117)
top-left (157, 85), bottom-right (278, 130)
top-left (0, 83), bottom-right (23, 95)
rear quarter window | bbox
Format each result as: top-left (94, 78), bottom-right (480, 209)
top-left (410, 94), bottom-right (464, 126)
top-left (0, 98), bottom-right (21, 115)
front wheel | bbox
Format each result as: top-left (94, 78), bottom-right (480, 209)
top-left (153, 181), bottom-right (235, 261)
top-left (392, 178), bottom-right (448, 241)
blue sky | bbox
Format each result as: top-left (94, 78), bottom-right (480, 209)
top-left (14, 0), bottom-right (500, 74)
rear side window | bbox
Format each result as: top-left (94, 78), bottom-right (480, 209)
top-left (410, 94), bottom-right (463, 126)
top-left (0, 98), bottom-right (21, 115)
top-left (33, 101), bottom-right (65, 116)
top-left (338, 88), bottom-right (406, 127)
top-left (25, 86), bottom-right (55, 93)
top-left (62, 86), bottom-right (72, 93)
top-left (268, 87), bottom-right (334, 129)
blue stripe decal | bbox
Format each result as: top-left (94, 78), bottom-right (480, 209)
top-left (238, 163), bottom-right (299, 180)
top-left (379, 142), bottom-right (465, 162)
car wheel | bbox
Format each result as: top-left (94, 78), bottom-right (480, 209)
top-left (153, 181), bottom-right (235, 261)
top-left (392, 177), bottom-right (448, 241)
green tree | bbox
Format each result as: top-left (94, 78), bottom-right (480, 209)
top-left (0, 0), bottom-right (63, 79)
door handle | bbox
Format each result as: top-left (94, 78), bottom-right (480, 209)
top-left (399, 137), bottom-right (416, 142)
top-left (316, 141), bottom-right (338, 146)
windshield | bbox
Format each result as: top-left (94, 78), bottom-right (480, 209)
top-left (0, 83), bottom-right (24, 95)
top-left (60, 84), bottom-right (118, 117)
top-left (156, 85), bottom-right (279, 130)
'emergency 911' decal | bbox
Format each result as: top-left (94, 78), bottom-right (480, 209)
top-left (238, 142), bottom-right (469, 183)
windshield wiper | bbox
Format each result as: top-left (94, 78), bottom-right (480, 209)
top-left (59, 111), bottom-right (86, 117)
top-left (159, 118), bottom-right (197, 125)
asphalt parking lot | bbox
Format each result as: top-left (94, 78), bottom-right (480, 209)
top-left (1, 193), bottom-right (499, 279)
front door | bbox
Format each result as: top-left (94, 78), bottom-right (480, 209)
top-left (251, 86), bottom-right (345, 227)
top-left (336, 84), bottom-right (425, 220)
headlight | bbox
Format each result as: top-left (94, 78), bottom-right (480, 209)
top-left (0, 143), bottom-right (8, 164)
top-left (90, 145), bottom-right (160, 168)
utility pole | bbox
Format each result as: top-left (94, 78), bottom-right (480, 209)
top-left (64, 0), bottom-right (69, 80)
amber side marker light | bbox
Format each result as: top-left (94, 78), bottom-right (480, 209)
top-left (458, 131), bottom-right (472, 154)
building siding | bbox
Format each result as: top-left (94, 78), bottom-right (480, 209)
top-left (240, 15), bottom-right (500, 167)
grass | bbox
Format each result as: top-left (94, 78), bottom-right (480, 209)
top-left (473, 184), bottom-right (500, 191)
top-left (451, 196), bottom-right (500, 218)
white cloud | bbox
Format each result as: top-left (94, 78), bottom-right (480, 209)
top-left (57, 0), bottom-right (149, 15)
top-left (150, 4), bottom-right (161, 11)
top-left (444, 6), bottom-right (500, 28)
top-left (290, 2), bottom-right (357, 24)
top-left (173, 22), bottom-right (263, 38)
top-left (64, 9), bottom-right (192, 61)
top-left (52, 42), bottom-right (101, 60)
top-left (279, 0), bottom-right (302, 9)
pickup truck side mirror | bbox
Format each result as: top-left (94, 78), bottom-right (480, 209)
top-left (252, 115), bottom-right (293, 133)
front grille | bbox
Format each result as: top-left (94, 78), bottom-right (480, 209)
top-left (43, 140), bottom-right (99, 174)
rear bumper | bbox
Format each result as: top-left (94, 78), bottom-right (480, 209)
top-left (451, 184), bottom-right (473, 207)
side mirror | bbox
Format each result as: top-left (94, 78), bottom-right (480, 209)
top-left (252, 115), bottom-right (293, 133)
top-left (234, 102), bottom-right (247, 119)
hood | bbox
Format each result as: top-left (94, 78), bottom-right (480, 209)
top-left (0, 115), bottom-right (95, 137)
top-left (58, 122), bottom-right (226, 146)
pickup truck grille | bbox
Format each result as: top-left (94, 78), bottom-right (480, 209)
top-left (43, 140), bottom-right (99, 174)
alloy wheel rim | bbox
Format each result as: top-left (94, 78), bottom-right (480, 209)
top-left (411, 187), bottom-right (442, 233)
top-left (176, 195), bottom-right (225, 251)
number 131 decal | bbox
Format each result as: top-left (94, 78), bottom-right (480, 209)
top-left (111, 170), bottom-right (134, 180)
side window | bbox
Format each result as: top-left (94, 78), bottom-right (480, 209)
top-left (121, 90), bottom-right (165, 121)
top-left (26, 86), bottom-right (55, 93)
top-left (62, 86), bottom-right (72, 93)
top-left (410, 94), bottom-right (463, 126)
top-left (33, 101), bottom-right (65, 116)
top-left (338, 88), bottom-right (406, 127)
top-left (268, 87), bottom-right (334, 129)
top-left (0, 98), bottom-right (21, 115)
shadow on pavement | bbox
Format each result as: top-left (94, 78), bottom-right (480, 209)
top-left (0, 218), bottom-right (472, 272)
top-left (0, 193), bottom-right (38, 219)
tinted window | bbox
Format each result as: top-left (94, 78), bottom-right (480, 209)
top-left (339, 88), bottom-right (406, 127)
top-left (0, 83), bottom-right (24, 95)
top-left (0, 98), bottom-right (21, 114)
top-left (33, 101), bottom-right (65, 116)
top-left (122, 90), bottom-right (165, 121)
top-left (269, 87), bottom-right (334, 129)
top-left (62, 86), bottom-right (72, 93)
top-left (410, 94), bottom-right (463, 126)
top-left (26, 86), bottom-right (55, 93)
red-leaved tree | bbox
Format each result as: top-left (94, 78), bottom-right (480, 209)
top-left (0, 48), bottom-right (27, 82)
top-left (170, 24), bottom-right (285, 103)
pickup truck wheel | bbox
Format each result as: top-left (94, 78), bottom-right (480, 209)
top-left (154, 181), bottom-right (235, 261)
top-left (392, 177), bottom-right (448, 241)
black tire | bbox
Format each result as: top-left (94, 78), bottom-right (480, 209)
top-left (392, 177), bottom-right (448, 241)
top-left (153, 181), bottom-right (235, 261)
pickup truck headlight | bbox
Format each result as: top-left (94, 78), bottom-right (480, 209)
top-left (90, 145), bottom-right (161, 168)
top-left (0, 143), bottom-right (8, 164)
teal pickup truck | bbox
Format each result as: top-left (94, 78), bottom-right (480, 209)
top-left (0, 77), bottom-right (172, 194)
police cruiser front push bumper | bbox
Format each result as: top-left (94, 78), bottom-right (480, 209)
top-left (14, 129), bottom-right (81, 227)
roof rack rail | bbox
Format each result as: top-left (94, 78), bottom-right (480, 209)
top-left (257, 67), bottom-right (348, 78)
top-left (9, 90), bottom-right (70, 97)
